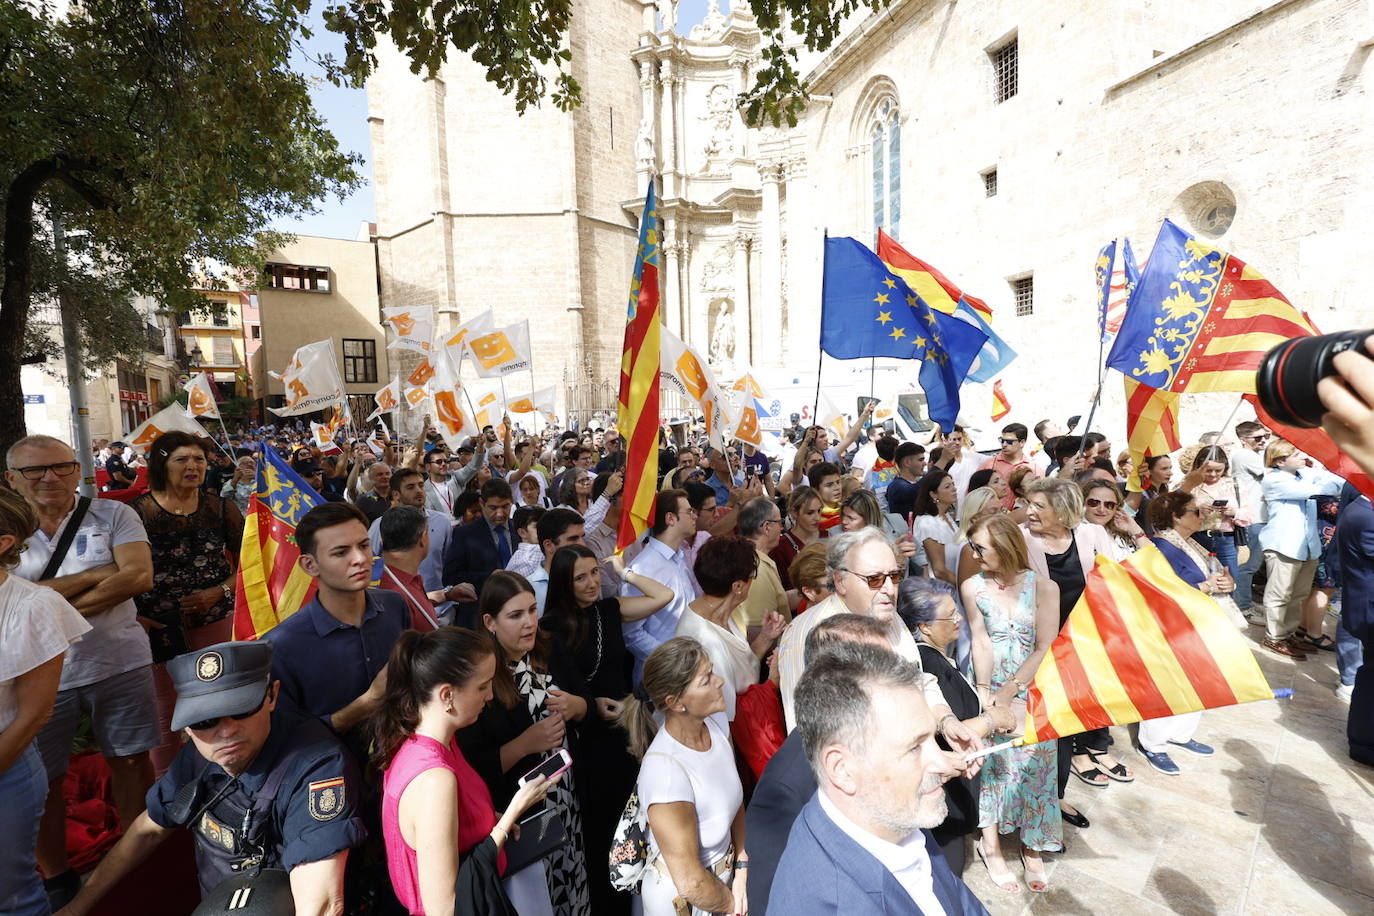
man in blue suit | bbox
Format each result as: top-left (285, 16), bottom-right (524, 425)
top-left (441, 477), bottom-right (516, 629)
top-left (1336, 488), bottom-right (1374, 765)
top-left (769, 644), bottom-right (989, 915)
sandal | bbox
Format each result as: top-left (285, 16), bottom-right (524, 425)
top-left (976, 840), bottom-right (1021, 892)
top-left (1070, 759), bottom-right (1110, 787)
top-left (1303, 633), bottom-right (1337, 651)
top-left (1089, 750), bottom-right (1135, 783)
top-left (1021, 849), bottom-right (1049, 892)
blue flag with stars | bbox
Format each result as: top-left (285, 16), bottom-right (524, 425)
top-left (820, 236), bottom-right (988, 431)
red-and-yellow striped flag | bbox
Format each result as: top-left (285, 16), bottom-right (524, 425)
top-left (232, 447), bottom-right (324, 639)
top-left (1022, 546), bottom-right (1274, 744)
top-left (876, 229), bottom-right (995, 322)
top-left (1122, 376), bottom-right (1182, 493)
top-left (616, 183), bottom-right (662, 552)
top-left (990, 380), bottom-right (1011, 421)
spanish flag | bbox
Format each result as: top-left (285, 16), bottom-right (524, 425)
top-left (1121, 376), bottom-right (1182, 493)
top-left (990, 380), bottom-right (1011, 421)
top-left (1022, 546), bottom-right (1275, 744)
top-left (616, 182), bottom-right (662, 552)
top-left (1106, 219), bottom-right (1315, 395)
top-left (232, 447), bottom-right (325, 640)
top-left (876, 229), bottom-right (994, 322)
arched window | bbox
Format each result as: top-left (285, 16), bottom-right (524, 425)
top-left (870, 99), bottom-right (901, 241)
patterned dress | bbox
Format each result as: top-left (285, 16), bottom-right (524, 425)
top-left (513, 657), bottom-right (592, 916)
top-left (972, 570), bottom-right (1063, 852)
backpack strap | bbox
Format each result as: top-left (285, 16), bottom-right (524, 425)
top-left (41, 496), bottom-right (92, 581)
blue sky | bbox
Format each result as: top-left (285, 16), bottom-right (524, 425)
top-left (274, 0), bottom-right (729, 239)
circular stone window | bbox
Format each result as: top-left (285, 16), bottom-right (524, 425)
top-left (1171, 181), bottom-right (1237, 238)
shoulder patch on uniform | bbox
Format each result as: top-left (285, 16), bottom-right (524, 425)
top-left (308, 777), bottom-right (346, 821)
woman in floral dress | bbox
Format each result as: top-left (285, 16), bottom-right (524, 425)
top-left (961, 514), bottom-right (1062, 894)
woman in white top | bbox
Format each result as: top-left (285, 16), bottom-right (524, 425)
top-left (912, 469), bottom-right (960, 585)
top-left (0, 487), bottom-right (91, 914)
top-left (619, 637), bottom-right (746, 916)
top-left (674, 537), bottom-right (785, 720)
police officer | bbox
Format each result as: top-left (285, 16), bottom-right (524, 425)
top-left (58, 642), bottom-right (366, 916)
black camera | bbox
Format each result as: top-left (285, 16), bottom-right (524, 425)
top-left (1256, 330), bottom-right (1373, 429)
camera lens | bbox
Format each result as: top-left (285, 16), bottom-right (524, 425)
top-left (1256, 330), bottom-right (1373, 428)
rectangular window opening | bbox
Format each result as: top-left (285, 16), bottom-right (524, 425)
top-left (1012, 275), bottom-right (1033, 317)
top-left (982, 168), bottom-right (998, 198)
top-left (992, 36), bottom-right (1018, 104)
top-left (342, 338), bottom-right (378, 384)
top-left (265, 263), bottom-right (331, 292)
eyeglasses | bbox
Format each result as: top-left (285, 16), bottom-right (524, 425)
top-left (1181, 508), bottom-right (1202, 516)
top-left (187, 688), bottom-right (270, 732)
top-left (969, 542), bottom-right (989, 558)
top-left (1246, 434), bottom-right (1271, 442)
top-left (13, 461), bottom-right (80, 481)
top-left (839, 567), bottom-right (906, 588)
top-left (1085, 497), bottom-right (1119, 511)
top-left (927, 614), bottom-right (961, 623)
top-left (998, 438), bottom-right (1021, 446)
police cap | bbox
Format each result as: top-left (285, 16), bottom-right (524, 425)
top-left (169, 641), bottom-right (272, 731)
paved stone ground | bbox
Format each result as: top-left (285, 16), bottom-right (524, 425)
top-left (959, 620), bottom-right (1374, 915)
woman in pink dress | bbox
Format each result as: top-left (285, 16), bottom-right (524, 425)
top-left (372, 627), bottom-right (554, 916)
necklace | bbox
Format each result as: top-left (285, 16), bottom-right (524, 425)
top-left (585, 604), bottom-right (604, 682)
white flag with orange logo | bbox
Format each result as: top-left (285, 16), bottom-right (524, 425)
top-left (381, 306), bottom-right (434, 355)
top-left (367, 378), bottom-right (401, 421)
top-left (506, 386), bottom-right (558, 426)
top-left (268, 340), bottom-right (346, 416)
top-left (442, 309), bottom-right (495, 359)
top-left (430, 349), bottom-right (478, 448)
top-left (658, 327), bottom-right (737, 450)
top-left (125, 404), bottom-right (211, 453)
top-left (467, 321), bottom-right (532, 379)
top-left (816, 389), bottom-right (850, 440)
top-left (310, 421), bottom-right (343, 454)
top-left (184, 372), bottom-right (221, 419)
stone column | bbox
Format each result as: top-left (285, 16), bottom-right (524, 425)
top-left (673, 72), bottom-right (687, 179)
top-left (759, 162), bottom-right (783, 364)
top-left (733, 234), bottom-right (752, 368)
top-left (638, 60), bottom-right (658, 182)
top-left (662, 222), bottom-right (681, 338)
top-left (678, 240), bottom-right (695, 348)
top-left (732, 57), bottom-right (750, 161)
top-left (659, 60), bottom-right (677, 182)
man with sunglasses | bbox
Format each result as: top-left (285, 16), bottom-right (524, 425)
top-left (58, 641), bottom-right (364, 916)
top-left (1231, 420), bottom-right (1272, 617)
top-left (773, 529), bottom-right (983, 765)
top-left (7, 435), bottom-right (159, 907)
top-left (979, 423), bottom-right (1039, 510)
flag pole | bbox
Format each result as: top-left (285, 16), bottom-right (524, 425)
top-left (813, 230), bottom-right (829, 423)
top-left (963, 736), bottom-right (1024, 761)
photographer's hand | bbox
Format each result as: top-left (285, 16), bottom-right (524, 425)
top-left (1319, 337), bottom-right (1374, 480)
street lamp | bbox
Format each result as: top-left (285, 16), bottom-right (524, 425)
top-left (190, 343), bottom-right (204, 366)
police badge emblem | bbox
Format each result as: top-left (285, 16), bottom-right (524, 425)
top-left (197, 651), bottom-right (223, 682)
top-left (308, 777), bottom-right (346, 821)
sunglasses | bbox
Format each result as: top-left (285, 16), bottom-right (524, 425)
top-left (999, 438), bottom-right (1021, 446)
top-left (187, 688), bottom-right (270, 732)
top-left (1085, 497), bottom-right (1119, 511)
top-left (1246, 434), bottom-right (1271, 442)
top-left (1181, 508), bottom-right (1202, 517)
top-left (840, 567), bottom-right (906, 588)
top-left (969, 542), bottom-right (989, 558)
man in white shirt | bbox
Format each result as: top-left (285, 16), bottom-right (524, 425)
top-left (938, 426), bottom-right (985, 503)
top-left (525, 507), bottom-right (585, 614)
top-left (622, 488), bottom-right (702, 683)
top-left (1230, 420), bottom-right (1270, 615)
top-left (767, 644), bottom-right (989, 915)
top-left (6, 434), bottom-right (157, 904)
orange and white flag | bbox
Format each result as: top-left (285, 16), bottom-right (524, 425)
top-left (268, 340), bottom-right (346, 416)
top-left (658, 327), bottom-right (736, 450)
top-left (442, 309), bottom-right (495, 357)
top-left (368, 378), bottom-right (401, 421)
top-left (126, 404), bottom-right (211, 453)
top-left (430, 349), bottom-right (478, 448)
top-left (381, 306), bottom-right (434, 355)
top-left (507, 386), bottom-right (558, 425)
top-left (184, 372), bottom-right (220, 419)
top-left (468, 321), bottom-right (533, 379)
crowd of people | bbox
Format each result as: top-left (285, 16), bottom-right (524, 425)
top-left (1, 390), bottom-right (1372, 916)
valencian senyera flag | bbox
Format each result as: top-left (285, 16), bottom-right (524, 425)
top-left (616, 181), bottom-right (662, 552)
top-left (1121, 376), bottom-right (1182, 493)
top-left (820, 236), bottom-right (988, 434)
top-left (1020, 546), bottom-right (1276, 744)
top-left (1106, 219), bottom-right (1315, 395)
top-left (232, 446), bottom-right (325, 640)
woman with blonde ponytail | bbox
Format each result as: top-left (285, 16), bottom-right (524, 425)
top-left (619, 637), bottom-right (749, 916)
top-left (374, 628), bottom-right (554, 916)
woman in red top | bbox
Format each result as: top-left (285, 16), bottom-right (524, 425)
top-left (769, 486), bottom-right (821, 591)
top-left (372, 628), bottom-right (553, 916)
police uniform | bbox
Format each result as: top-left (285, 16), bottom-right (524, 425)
top-left (145, 643), bottom-right (367, 896)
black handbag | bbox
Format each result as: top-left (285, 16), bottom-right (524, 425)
top-left (503, 806), bottom-right (568, 874)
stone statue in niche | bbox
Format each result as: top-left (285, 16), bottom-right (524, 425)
top-left (636, 121), bottom-right (655, 170)
top-left (656, 0), bottom-right (676, 33)
top-left (709, 299), bottom-right (735, 365)
top-left (699, 244), bottom-right (733, 293)
top-left (698, 84), bottom-right (737, 172)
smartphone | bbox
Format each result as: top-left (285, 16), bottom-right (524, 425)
top-left (745, 465), bottom-right (758, 481)
top-left (856, 397), bottom-right (879, 427)
top-left (1212, 500), bottom-right (1229, 508)
top-left (518, 748), bottom-right (571, 787)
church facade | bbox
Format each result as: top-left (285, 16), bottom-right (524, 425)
top-left (368, 0), bottom-right (1372, 432)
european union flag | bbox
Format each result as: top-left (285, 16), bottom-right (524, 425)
top-left (954, 301), bottom-right (1017, 383)
top-left (820, 236), bottom-right (988, 431)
